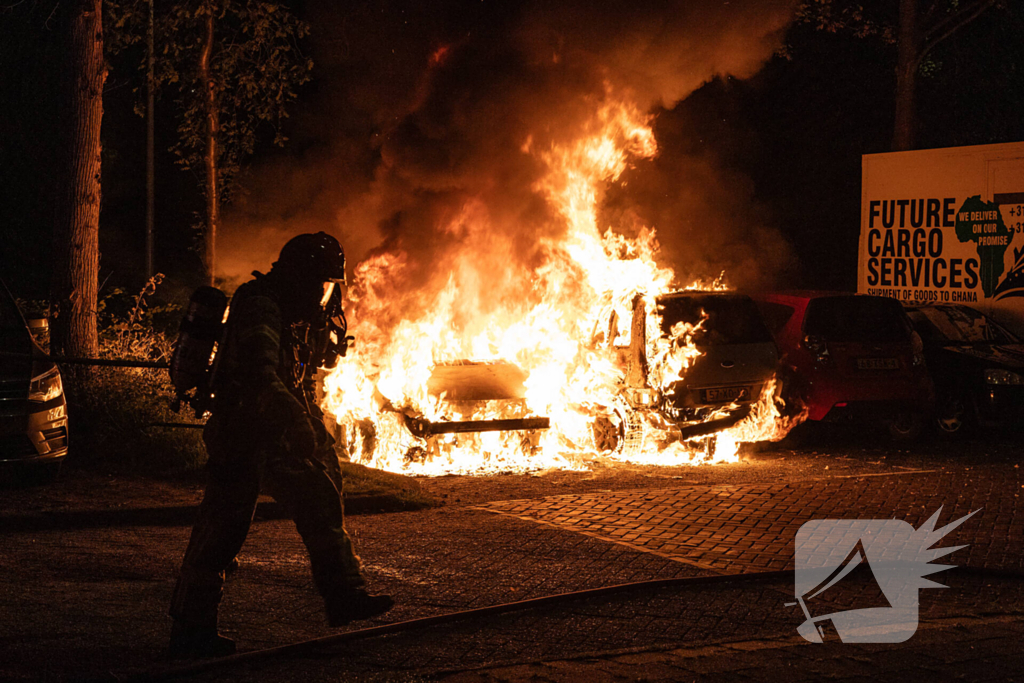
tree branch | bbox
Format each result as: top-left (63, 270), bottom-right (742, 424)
top-left (916, 0), bottom-right (998, 67)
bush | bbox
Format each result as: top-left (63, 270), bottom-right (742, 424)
top-left (61, 276), bottom-right (207, 476)
top-left (65, 368), bottom-right (208, 475)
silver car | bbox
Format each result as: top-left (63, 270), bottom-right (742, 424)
top-left (1, 282), bottom-right (68, 478)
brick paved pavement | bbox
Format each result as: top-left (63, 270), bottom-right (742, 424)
top-left (474, 468), bottom-right (1024, 574)
top-left (181, 466), bottom-right (1024, 682)
top-left (3, 464), bottom-right (1023, 682)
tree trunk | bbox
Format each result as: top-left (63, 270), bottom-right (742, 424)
top-left (199, 5), bottom-right (219, 286)
top-left (892, 0), bottom-right (918, 151)
top-left (51, 0), bottom-right (105, 358)
top-left (145, 0), bottom-right (155, 280)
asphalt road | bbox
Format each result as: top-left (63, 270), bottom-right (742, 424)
top-left (1, 432), bottom-right (1021, 682)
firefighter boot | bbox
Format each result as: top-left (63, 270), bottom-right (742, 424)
top-left (325, 587), bottom-right (394, 627)
top-left (167, 620), bottom-right (237, 660)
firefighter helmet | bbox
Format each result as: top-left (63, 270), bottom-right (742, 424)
top-left (274, 232), bottom-right (346, 282)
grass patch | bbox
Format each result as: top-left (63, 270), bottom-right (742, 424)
top-left (340, 461), bottom-right (438, 512)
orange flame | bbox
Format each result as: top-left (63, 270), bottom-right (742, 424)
top-left (321, 85), bottom-right (798, 475)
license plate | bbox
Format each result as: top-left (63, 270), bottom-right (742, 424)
top-left (703, 386), bottom-right (751, 403)
top-left (856, 357), bottom-right (900, 370)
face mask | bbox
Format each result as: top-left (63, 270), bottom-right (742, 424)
top-left (306, 278), bottom-right (351, 370)
top-left (319, 278), bottom-right (346, 310)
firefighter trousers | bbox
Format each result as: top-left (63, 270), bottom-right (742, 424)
top-left (169, 443), bottom-right (363, 628)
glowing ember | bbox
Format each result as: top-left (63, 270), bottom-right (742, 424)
top-left (321, 85), bottom-right (801, 475)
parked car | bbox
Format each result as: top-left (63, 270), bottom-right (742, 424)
top-left (905, 303), bottom-right (1024, 435)
top-left (0, 281), bottom-right (68, 478)
top-left (595, 290), bottom-right (779, 455)
top-left (754, 291), bottom-right (934, 441)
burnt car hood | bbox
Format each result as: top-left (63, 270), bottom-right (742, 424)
top-left (426, 360), bottom-right (528, 401)
top-left (935, 342), bottom-right (1024, 369)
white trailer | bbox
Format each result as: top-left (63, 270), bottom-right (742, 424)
top-left (858, 141), bottom-right (1024, 336)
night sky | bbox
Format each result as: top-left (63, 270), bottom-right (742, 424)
top-left (2, 0), bottom-right (1022, 305)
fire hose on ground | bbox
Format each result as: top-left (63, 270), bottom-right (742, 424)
top-left (106, 563), bottom-right (1024, 683)
top-left (111, 570), bottom-right (793, 683)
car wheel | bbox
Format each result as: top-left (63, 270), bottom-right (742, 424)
top-left (615, 406), bottom-right (647, 458)
top-left (887, 411), bottom-right (924, 442)
top-left (593, 404), bottom-right (646, 458)
top-left (935, 395), bottom-right (974, 437)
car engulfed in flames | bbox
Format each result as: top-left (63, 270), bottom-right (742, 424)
top-left (364, 360), bottom-right (551, 467)
top-left (317, 89), bottom-right (805, 476)
top-left (589, 290), bottom-right (783, 461)
top-left (321, 282), bottom-right (804, 476)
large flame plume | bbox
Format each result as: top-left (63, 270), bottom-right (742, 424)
top-left (216, 1), bottom-right (806, 474)
top-left (321, 85), bottom-right (803, 475)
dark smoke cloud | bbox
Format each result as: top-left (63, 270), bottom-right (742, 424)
top-left (222, 0), bottom-right (799, 298)
top-left (600, 101), bottom-right (798, 291)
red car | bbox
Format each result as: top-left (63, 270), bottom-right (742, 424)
top-left (754, 291), bottom-right (934, 440)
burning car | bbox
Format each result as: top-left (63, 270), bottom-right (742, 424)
top-left (906, 304), bottom-right (1024, 435)
top-left (387, 360), bottom-right (550, 460)
top-left (592, 290), bottom-right (779, 457)
top-left (325, 357), bottom-right (557, 475)
top-left (325, 288), bottom-right (789, 473)
top-left (318, 84), bottom-right (801, 474)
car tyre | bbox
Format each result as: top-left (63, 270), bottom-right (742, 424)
top-left (593, 404), bottom-right (646, 458)
top-left (615, 406), bottom-right (647, 458)
top-left (935, 394), bottom-right (975, 438)
top-left (887, 411), bottom-right (925, 442)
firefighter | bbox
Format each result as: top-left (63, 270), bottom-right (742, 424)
top-left (168, 232), bottom-right (392, 659)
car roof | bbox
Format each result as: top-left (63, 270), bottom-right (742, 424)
top-left (656, 290), bottom-right (751, 300)
top-left (752, 290), bottom-right (863, 305)
top-left (904, 302), bottom-right (983, 314)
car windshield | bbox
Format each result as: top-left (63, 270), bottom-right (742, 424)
top-left (803, 296), bottom-right (910, 343)
top-left (656, 294), bottom-right (773, 346)
top-left (908, 306), bottom-right (1019, 344)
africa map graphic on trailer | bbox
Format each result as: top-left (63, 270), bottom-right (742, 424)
top-left (955, 195), bottom-right (1012, 298)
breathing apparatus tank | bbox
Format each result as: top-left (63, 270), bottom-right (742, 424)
top-left (169, 286), bottom-right (227, 415)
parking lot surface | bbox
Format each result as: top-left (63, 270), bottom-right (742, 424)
top-left (1, 441), bottom-right (1022, 682)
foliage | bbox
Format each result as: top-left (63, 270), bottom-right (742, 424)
top-left (65, 366), bottom-right (208, 475)
top-left (792, 0), bottom-right (1006, 65)
top-left (105, 0), bottom-right (313, 204)
top-left (794, 0), bottom-right (896, 42)
top-left (97, 273), bottom-right (178, 360)
top-left (63, 278), bottom-right (207, 475)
